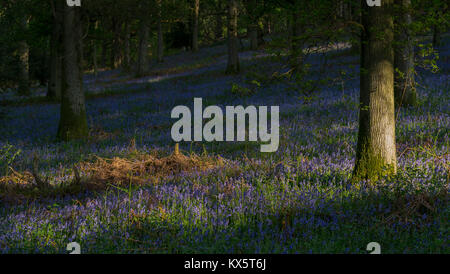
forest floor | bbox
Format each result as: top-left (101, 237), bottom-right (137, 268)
top-left (0, 36), bottom-right (448, 253)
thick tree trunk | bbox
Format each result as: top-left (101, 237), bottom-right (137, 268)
top-left (17, 17), bottom-right (30, 96)
top-left (57, 4), bottom-right (88, 141)
top-left (394, 0), bottom-right (416, 107)
top-left (48, 0), bottom-right (63, 100)
top-left (192, 0), bottom-right (200, 52)
top-left (157, 0), bottom-right (164, 63)
top-left (354, 0), bottom-right (397, 180)
top-left (226, 0), bottom-right (239, 74)
top-left (136, 19), bottom-right (149, 77)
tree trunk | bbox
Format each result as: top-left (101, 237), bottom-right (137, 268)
top-left (394, 0), bottom-right (416, 107)
top-left (111, 18), bottom-right (122, 69)
top-left (47, 0), bottom-right (63, 100)
top-left (249, 24), bottom-right (258, 51)
top-left (123, 22), bottom-right (131, 71)
top-left (101, 40), bottom-right (108, 68)
top-left (92, 40), bottom-right (98, 79)
top-left (264, 16), bottom-right (271, 35)
top-left (354, 0), bottom-right (397, 180)
top-left (192, 0), bottom-right (200, 52)
top-left (226, 0), bottom-right (239, 74)
top-left (136, 18), bottom-right (149, 77)
top-left (287, 15), bottom-right (293, 51)
top-left (17, 16), bottom-right (30, 96)
top-left (350, 0), bottom-right (362, 54)
top-left (57, 4), bottom-right (88, 141)
top-left (432, 24), bottom-right (441, 49)
top-left (290, 11), bottom-right (304, 72)
top-left (157, 0), bottom-right (164, 63)
top-left (215, 13), bottom-right (223, 40)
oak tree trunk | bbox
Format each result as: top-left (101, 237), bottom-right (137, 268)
top-left (57, 4), bottom-right (88, 141)
top-left (354, 0), bottom-right (397, 180)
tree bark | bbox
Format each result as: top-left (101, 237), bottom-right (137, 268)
top-left (394, 0), bottom-right (416, 107)
top-left (354, 0), bottom-right (397, 180)
top-left (17, 16), bottom-right (30, 96)
top-left (157, 0), bottom-right (164, 63)
top-left (111, 18), bottom-right (122, 69)
top-left (264, 16), bottom-right (271, 35)
top-left (101, 40), bottom-right (108, 68)
top-left (57, 4), bottom-right (88, 141)
top-left (249, 23), bottom-right (258, 51)
top-left (136, 18), bottom-right (149, 77)
top-left (432, 24), bottom-right (441, 49)
top-left (92, 39), bottom-right (98, 79)
top-left (192, 0), bottom-right (200, 52)
top-left (123, 22), bottom-right (131, 71)
top-left (215, 13), bottom-right (223, 40)
top-left (47, 0), bottom-right (63, 100)
top-left (290, 11), bottom-right (304, 73)
top-left (226, 0), bottom-right (239, 74)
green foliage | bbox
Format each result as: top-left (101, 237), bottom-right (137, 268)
top-left (416, 43), bottom-right (440, 73)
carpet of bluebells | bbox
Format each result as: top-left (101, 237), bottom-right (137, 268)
top-left (0, 37), bottom-right (448, 254)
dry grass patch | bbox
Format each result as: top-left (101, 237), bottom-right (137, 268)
top-left (79, 147), bottom-right (225, 188)
top-left (0, 145), bottom-right (226, 203)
